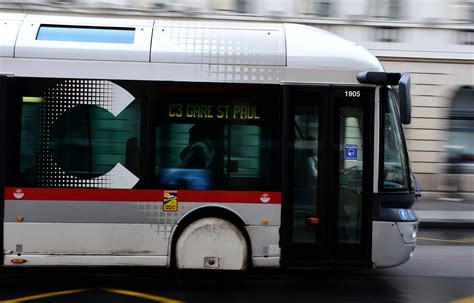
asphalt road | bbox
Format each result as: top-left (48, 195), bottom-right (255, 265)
top-left (0, 228), bottom-right (472, 303)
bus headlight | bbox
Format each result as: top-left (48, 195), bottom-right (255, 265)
top-left (412, 224), bottom-right (418, 239)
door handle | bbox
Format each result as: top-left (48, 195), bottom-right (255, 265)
top-left (306, 217), bottom-right (320, 225)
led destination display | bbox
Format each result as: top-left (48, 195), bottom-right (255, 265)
top-left (168, 104), bottom-right (261, 120)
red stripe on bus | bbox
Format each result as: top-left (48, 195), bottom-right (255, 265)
top-left (4, 187), bottom-right (281, 204)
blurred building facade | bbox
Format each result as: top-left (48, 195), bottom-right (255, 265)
top-left (1, 0), bottom-right (473, 196)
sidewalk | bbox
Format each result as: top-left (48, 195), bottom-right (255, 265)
top-left (413, 194), bottom-right (474, 228)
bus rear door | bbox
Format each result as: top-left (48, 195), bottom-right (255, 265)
top-left (0, 76), bottom-right (7, 266)
top-left (282, 86), bottom-right (374, 267)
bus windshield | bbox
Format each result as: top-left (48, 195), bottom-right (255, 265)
top-left (382, 89), bottom-right (411, 191)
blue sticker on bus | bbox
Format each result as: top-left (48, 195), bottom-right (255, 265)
top-left (345, 144), bottom-right (358, 161)
top-left (399, 209), bottom-right (408, 221)
top-left (407, 209), bottom-right (416, 220)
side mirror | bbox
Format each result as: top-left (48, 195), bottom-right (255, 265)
top-left (356, 70), bottom-right (412, 124)
top-left (399, 73), bottom-right (412, 125)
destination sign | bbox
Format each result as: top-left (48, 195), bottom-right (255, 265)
top-left (168, 104), bottom-right (261, 120)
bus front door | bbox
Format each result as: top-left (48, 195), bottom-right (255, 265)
top-left (282, 86), bottom-right (373, 267)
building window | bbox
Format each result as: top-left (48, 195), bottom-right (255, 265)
top-left (151, 0), bottom-right (169, 9)
top-left (446, 86), bottom-right (474, 176)
top-left (368, 0), bottom-right (400, 19)
top-left (299, 0), bottom-right (332, 17)
top-left (49, 0), bottom-right (75, 4)
top-left (450, 1), bottom-right (474, 22)
top-left (471, 1), bottom-right (474, 22)
top-left (212, 0), bottom-right (247, 13)
top-left (372, 26), bottom-right (401, 42)
top-left (458, 30), bottom-right (474, 45)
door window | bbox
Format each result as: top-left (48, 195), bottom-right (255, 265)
top-left (292, 105), bottom-right (319, 243)
top-left (338, 107), bottom-right (364, 244)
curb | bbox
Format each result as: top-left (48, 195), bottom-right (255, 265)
top-left (419, 221), bottom-right (474, 229)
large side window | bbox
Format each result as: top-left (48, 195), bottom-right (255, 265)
top-left (14, 78), bottom-right (141, 188)
top-left (19, 97), bottom-right (41, 185)
top-left (381, 89), bottom-right (410, 191)
top-left (49, 102), bottom-right (141, 179)
top-left (152, 84), bottom-right (281, 191)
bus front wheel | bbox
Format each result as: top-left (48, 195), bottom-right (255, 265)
top-left (175, 217), bottom-right (248, 271)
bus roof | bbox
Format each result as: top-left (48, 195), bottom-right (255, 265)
top-left (0, 12), bottom-right (383, 84)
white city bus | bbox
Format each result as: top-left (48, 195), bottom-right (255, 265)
top-left (0, 12), bottom-right (418, 270)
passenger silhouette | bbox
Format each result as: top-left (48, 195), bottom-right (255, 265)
top-left (304, 136), bottom-right (318, 179)
top-left (180, 124), bottom-right (216, 169)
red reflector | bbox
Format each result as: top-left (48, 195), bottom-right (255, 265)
top-left (306, 217), bottom-right (320, 225)
top-left (11, 258), bottom-right (27, 264)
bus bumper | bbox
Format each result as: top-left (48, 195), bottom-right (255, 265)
top-left (372, 221), bottom-right (418, 268)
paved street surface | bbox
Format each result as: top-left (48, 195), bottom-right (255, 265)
top-left (413, 195), bottom-right (474, 227)
top-left (0, 228), bottom-right (472, 303)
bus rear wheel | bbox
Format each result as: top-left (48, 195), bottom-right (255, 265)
top-left (175, 217), bottom-right (248, 271)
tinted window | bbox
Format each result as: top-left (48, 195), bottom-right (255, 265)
top-left (382, 90), bottom-right (410, 190)
top-left (12, 79), bottom-right (281, 191)
top-left (49, 103), bottom-right (140, 179)
top-left (15, 78), bottom-right (141, 187)
top-left (338, 107), bottom-right (364, 244)
top-left (152, 84), bottom-right (281, 191)
top-left (37, 25), bottom-right (135, 44)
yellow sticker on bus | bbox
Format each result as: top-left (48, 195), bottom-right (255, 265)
top-left (163, 190), bottom-right (178, 212)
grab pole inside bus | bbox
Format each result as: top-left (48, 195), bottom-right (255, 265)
top-left (0, 76), bottom-right (6, 265)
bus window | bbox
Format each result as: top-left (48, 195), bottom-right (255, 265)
top-left (49, 103), bottom-right (141, 179)
top-left (19, 97), bottom-right (41, 185)
top-left (37, 25), bottom-right (135, 44)
top-left (16, 78), bottom-right (142, 187)
top-left (338, 107), bottom-right (363, 244)
top-left (382, 90), bottom-right (410, 191)
top-left (153, 84), bottom-right (280, 191)
top-left (155, 123), bottom-right (216, 190)
top-left (292, 105), bottom-right (319, 244)
top-left (224, 124), bottom-right (267, 180)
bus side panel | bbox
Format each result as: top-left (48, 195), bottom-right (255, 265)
top-left (4, 222), bottom-right (169, 257)
top-left (3, 200), bottom-right (280, 258)
top-left (4, 78), bottom-right (282, 266)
